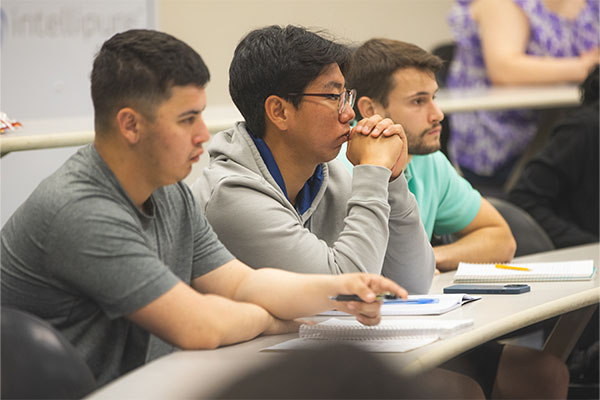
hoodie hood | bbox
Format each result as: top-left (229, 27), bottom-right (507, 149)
top-left (207, 121), bottom-right (280, 189)
top-left (192, 121), bottom-right (333, 221)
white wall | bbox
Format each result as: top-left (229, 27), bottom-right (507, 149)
top-left (158, 0), bottom-right (455, 184)
top-left (158, 0), bottom-right (454, 107)
top-left (1, 0), bottom-right (455, 226)
top-left (0, 0), bottom-right (155, 226)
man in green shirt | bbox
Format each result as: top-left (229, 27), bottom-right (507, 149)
top-left (343, 37), bottom-right (568, 400)
top-left (345, 38), bottom-right (517, 272)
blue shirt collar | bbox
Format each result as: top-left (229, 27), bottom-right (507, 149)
top-left (249, 131), bottom-right (323, 215)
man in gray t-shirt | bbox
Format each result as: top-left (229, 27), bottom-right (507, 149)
top-left (2, 144), bottom-right (231, 384)
top-left (1, 29), bottom-right (406, 387)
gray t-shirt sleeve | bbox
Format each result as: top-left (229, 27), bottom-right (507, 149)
top-left (45, 198), bottom-right (180, 320)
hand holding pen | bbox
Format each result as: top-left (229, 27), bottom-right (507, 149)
top-left (331, 274), bottom-right (407, 326)
top-left (330, 292), bottom-right (400, 302)
top-left (330, 293), bottom-right (437, 304)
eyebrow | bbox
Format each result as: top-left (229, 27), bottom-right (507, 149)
top-left (177, 108), bottom-right (204, 118)
top-left (406, 88), bottom-right (439, 99)
top-left (324, 81), bottom-right (344, 91)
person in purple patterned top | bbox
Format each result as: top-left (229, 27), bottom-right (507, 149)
top-left (446, 0), bottom-right (599, 183)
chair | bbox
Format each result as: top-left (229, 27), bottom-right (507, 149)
top-left (431, 42), bottom-right (456, 88)
top-left (1, 307), bottom-right (97, 399)
top-left (487, 197), bottom-right (555, 257)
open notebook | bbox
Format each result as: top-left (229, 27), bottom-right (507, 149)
top-left (454, 260), bottom-right (595, 283)
top-left (320, 294), bottom-right (481, 316)
top-left (263, 318), bottom-right (474, 353)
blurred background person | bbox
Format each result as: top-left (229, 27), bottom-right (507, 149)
top-left (445, 0), bottom-right (599, 192)
top-left (508, 64), bottom-right (599, 249)
top-left (213, 343), bottom-right (484, 399)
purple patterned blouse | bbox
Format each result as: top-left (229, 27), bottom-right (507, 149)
top-left (446, 0), bottom-right (599, 176)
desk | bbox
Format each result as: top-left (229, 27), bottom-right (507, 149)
top-left (1, 85), bottom-right (579, 156)
top-left (0, 106), bottom-right (243, 157)
top-left (435, 84), bottom-right (580, 113)
top-left (87, 243), bottom-right (599, 399)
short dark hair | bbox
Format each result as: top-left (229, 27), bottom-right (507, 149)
top-left (91, 29), bottom-right (210, 133)
top-left (229, 25), bottom-right (351, 138)
top-left (346, 38), bottom-right (443, 118)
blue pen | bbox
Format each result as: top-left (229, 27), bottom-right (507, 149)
top-left (384, 298), bottom-right (438, 305)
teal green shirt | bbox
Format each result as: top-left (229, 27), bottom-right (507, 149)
top-left (338, 145), bottom-right (480, 239)
top-left (405, 152), bottom-right (480, 239)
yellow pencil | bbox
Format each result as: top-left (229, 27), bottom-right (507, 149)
top-left (495, 263), bottom-right (531, 272)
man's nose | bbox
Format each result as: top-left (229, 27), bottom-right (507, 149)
top-left (193, 118), bottom-right (210, 145)
top-left (339, 103), bottom-right (355, 123)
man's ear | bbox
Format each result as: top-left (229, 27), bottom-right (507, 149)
top-left (116, 108), bottom-right (142, 144)
top-left (264, 95), bottom-right (290, 131)
top-left (357, 96), bottom-right (377, 118)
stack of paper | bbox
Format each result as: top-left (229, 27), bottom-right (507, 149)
top-left (263, 318), bottom-right (474, 353)
top-left (454, 260), bottom-right (595, 283)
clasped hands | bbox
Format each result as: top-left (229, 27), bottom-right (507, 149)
top-left (346, 115), bottom-right (408, 180)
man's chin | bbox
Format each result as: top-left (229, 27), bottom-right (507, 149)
top-left (408, 144), bottom-right (441, 156)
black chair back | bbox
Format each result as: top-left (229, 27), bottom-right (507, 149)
top-left (1, 307), bottom-right (96, 399)
top-left (487, 197), bottom-right (555, 257)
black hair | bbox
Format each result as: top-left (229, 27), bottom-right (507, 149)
top-left (91, 29), bottom-right (210, 133)
top-left (581, 64), bottom-right (599, 105)
top-left (228, 25), bottom-right (351, 138)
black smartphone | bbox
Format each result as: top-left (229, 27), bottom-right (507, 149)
top-left (444, 284), bottom-right (530, 294)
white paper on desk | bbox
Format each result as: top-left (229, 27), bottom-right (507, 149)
top-left (320, 294), bottom-right (481, 316)
top-left (263, 318), bottom-right (474, 353)
top-left (454, 260), bottom-right (596, 283)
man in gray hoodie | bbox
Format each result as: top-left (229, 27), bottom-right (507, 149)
top-left (193, 25), bottom-right (435, 294)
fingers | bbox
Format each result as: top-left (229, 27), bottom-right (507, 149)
top-left (330, 274), bottom-right (408, 326)
top-left (345, 280), bottom-right (379, 303)
top-left (334, 300), bottom-right (382, 326)
top-left (356, 312), bottom-right (381, 326)
top-left (353, 115), bottom-right (401, 138)
top-left (336, 274), bottom-right (407, 303)
top-left (365, 274), bottom-right (408, 300)
top-left (346, 131), bottom-right (404, 169)
top-left (389, 132), bottom-right (409, 180)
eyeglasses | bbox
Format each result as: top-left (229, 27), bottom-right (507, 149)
top-left (287, 88), bottom-right (356, 114)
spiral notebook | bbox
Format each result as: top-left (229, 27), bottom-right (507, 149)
top-left (263, 318), bottom-right (473, 353)
top-left (454, 260), bottom-right (595, 283)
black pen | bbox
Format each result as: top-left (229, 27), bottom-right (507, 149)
top-left (329, 292), bottom-right (398, 302)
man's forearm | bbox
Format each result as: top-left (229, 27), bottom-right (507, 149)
top-left (231, 268), bottom-right (407, 324)
top-left (128, 282), bottom-right (282, 350)
top-left (201, 294), bottom-right (276, 347)
top-left (434, 227), bottom-right (516, 271)
top-left (232, 268), bottom-right (338, 320)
